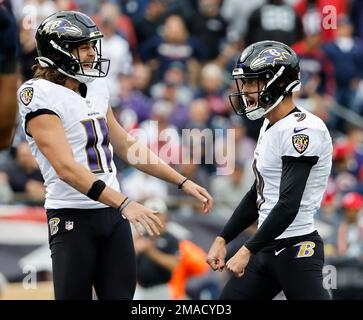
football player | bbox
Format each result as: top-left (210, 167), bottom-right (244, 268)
top-left (207, 40), bottom-right (333, 300)
top-left (18, 11), bottom-right (212, 300)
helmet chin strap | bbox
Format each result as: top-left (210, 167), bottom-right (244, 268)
top-left (245, 79), bottom-right (301, 120)
top-left (246, 107), bottom-right (265, 120)
top-left (245, 66), bottom-right (285, 120)
top-left (262, 79), bottom-right (301, 116)
top-left (36, 56), bottom-right (95, 83)
top-left (58, 68), bottom-right (96, 84)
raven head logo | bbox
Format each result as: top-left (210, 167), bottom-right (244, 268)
top-left (41, 19), bottom-right (82, 38)
top-left (250, 47), bottom-right (292, 71)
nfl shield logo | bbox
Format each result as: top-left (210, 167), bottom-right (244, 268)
top-left (292, 134), bottom-right (309, 154)
top-left (65, 221), bottom-right (74, 231)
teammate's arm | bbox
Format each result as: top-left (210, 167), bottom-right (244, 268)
top-left (106, 106), bottom-right (213, 213)
top-left (243, 156), bottom-right (318, 254)
top-left (27, 114), bottom-right (163, 236)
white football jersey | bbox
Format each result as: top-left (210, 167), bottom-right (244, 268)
top-left (253, 108), bottom-right (332, 239)
top-left (18, 78), bottom-right (120, 209)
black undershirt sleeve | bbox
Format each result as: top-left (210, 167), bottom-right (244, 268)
top-left (24, 109), bottom-right (60, 137)
top-left (244, 155), bottom-right (319, 254)
top-left (219, 180), bottom-right (259, 244)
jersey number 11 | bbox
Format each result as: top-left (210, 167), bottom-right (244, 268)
top-left (81, 117), bottom-right (112, 174)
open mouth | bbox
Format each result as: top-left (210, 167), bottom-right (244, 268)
top-left (82, 62), bottom-right (93, 69)
top-left (246, 97), bottom-right (256, 108)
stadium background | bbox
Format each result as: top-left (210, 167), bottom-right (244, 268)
top-left (0, 0), bottom-right (363, 300)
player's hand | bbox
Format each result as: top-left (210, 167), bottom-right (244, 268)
top-left (122, 201), bottom-right (163, 237)
top-left (226, 246), bottom-right (252, 278)
top-left (180, 179), bottom-right (213, 214)
top-left (206, 236), bottom-right (227, 271)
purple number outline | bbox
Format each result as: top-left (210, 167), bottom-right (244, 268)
top-left (96, 117), bottom-right (113, 172)
top-left (252, 158), bottom-right (265, 209)
top-left (81, 117), bottom-right (112, 173)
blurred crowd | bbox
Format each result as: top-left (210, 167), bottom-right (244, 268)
top-left (1, 0), bottom-right (363, 299)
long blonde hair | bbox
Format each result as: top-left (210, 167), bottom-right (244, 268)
top-left (32, 64), bottom-right (68, 86)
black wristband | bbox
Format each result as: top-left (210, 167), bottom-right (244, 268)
top-left (178, 178), bottom-right (188, 189)
top-left (87, 180), bottom-right (106, 201)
